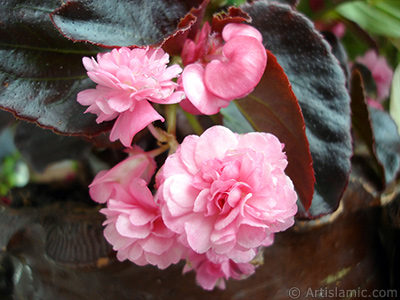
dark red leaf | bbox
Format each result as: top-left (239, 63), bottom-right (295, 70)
top-left (0, 0), bottom-right (112, 137)
top-left (241, 1), bottom-right (352, 218)
top-left (211, 6), bottom-right (251, 33)
top-left (162, 0), bottom-right (210, 55)
top-left (50, 0), bottom-right (208, 48)
top-left (235, 50), bottom-right (315, 212)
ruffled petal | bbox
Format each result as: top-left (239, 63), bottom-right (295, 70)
top-left (194, 126), bottom-right (238, 164)
top-left (110, 100), bottom-right (163, 147)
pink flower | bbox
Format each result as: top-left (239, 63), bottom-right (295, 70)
top-left (179, 23), bottom-right (267, 115)
top-left (89, 150), bottom-right (157, 204)
top-left (157, 126), bottom-right (298, 263)
top-left (88, 150), bottom-right (184, 269)
top-left (183, 250), bottom-right (256, 290)
top-left (101, 179), bottom-right (185, 269)
top-left (77, 47), bottom-right (184, 147)
top-left (356, 50), bottom-right (393, 101)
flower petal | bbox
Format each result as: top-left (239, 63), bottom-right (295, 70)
top-left (185, 215), bottom-right (214, 253)
top-left (204, 36), bottom-right (267, 100)
top-left (181, 64), bottom-right (230, 115)
top-left (194, 126), bottom-right (238, 164)
top-left (116, 214), bottom-right (151, 239)
top-left (222, 23), bottom-right (263, 43)
top-left (110, 100), bottom-right (163, 147)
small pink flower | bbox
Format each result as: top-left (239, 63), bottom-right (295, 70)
top-left (77, 47), bottom-right (184, 147)
top-left (183, 250), bottom-right (256, 290)
top-left (180, 23), bottom-right (267, 115)
top-left (356, 50), bottom-right (393, 101)
top-left (88, 150), bottom-right (184, 269)
top-left (89, 150), bottom-right (157, 204)
top-left (101, 179), bottom-right (185, 269)
top-left (157, 126), bottom-right (297, 263)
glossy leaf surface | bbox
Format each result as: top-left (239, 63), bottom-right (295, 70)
top-left (241, 1), bottom-right (352, 218)
top-left (0, 0), bottom-right (112, 136)
top-left (50, 0), bottom-right (207, 48)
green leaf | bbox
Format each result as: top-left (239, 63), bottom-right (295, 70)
top-left (336, 1), bottom-right (400, 38)
top-left (235, 51), bottom-right (315, 213)
top-left (297, 0), bottom-right (356, 19)
top-left (241, 1), bottom-right (352, 218)
top-left (390, 63), bottom-right (400, 135)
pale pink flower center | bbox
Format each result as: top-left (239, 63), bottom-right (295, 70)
top-left (193, 151), bottom-right (257, 218)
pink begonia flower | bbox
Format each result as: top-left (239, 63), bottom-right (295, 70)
top-left (157, 126), bottom-right (298, 264)
top-left (89, 150), bottom-right (157, 204)
top-left (183, 250), bottom-right (256, 290)
top-left (88, 151), bottom-right (184, 269)
top-left (101, 179), bottom-right (185, 269)
top-left (356, 50), bottom-right (393, 101)
top-left (77, 47), bottom-right (184, 147)
top-left (179, 23), bottom-right (267, 115)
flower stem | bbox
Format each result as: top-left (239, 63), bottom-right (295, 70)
top-left (147, 122), bottom-right (179, 154)
top-left (166, 104), bottom-right (178, 135)
top-left (183, 110), bottom-right (204, 136)
top-left (146, 145), bottom-right (169, 158)
top-left (148, 123), bottom-right (167, 142)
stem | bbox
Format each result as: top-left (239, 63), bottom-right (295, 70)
top-left (166, 104), bottom-right (178, 135)
top-left (146, 145), bottom-right (169, 158)
top-left (183, 110), bottom-right (204, 136)
top-left (147, 122), bottom-right (179, 155)
top-left (147, 123), bottom-right (167, 142)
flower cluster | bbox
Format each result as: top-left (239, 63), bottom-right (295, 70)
top-left (78, 22), bottom-right (267, 147)
top-left (79, 22), bottom-right (298, 290)
top-left (89, 126), bottom-right (297, 289)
